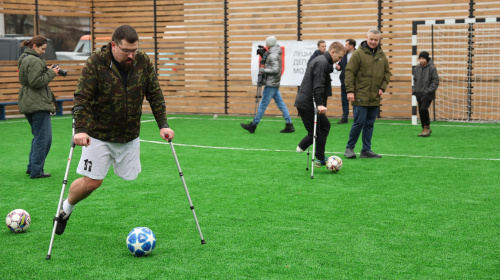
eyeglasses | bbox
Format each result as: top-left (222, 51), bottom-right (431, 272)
top-left (115, 43), bottom-right (139, 55)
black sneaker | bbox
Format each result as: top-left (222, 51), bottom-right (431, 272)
top-left (360, 151), bottom-right (382, 158)
top-left (240, 122), bottom-right (257, 133)
top-left (344, 148), bottom-right (356, 159)
top-left (337, 118), bottom-right (348, 124)
top-left (54, 209), bottom-right (72, 235)
top-left (31, 173), bottom-right (51, 179)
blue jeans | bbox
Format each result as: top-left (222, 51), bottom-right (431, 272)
top-left (346, 106), bottom-right (379, 152)
top-left (25, 111), bottom-right (52, 177)
top-left (253, 86), bottom-right (291, 124)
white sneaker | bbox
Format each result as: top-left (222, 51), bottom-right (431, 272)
top-left (296, 146), bottom-right (304, 153)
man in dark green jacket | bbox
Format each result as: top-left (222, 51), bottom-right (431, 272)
top-left (344, 28), bottom-right (391, 159)
top-left (54, 25), bottom-right (175, 235)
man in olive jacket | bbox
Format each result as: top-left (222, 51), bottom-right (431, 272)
top-left (344, 28), bottom-right (391, 159)
top-left (53, 25), bottom-right (175, 235)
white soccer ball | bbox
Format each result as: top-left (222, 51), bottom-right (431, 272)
top-left (6, 209), bottom-right (31, 233)
top-left (326, 156), bottom-right (343, 173)
top-left (126, 227), bottom-right (156, 257)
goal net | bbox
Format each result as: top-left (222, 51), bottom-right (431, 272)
top-left (414, 18), bottom-right (500, 123)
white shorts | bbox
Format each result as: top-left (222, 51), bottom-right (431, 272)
top-left (76, 137), bottom-right (141, 181)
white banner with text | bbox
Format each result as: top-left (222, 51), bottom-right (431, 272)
top-left (250, 40), bottom-right (344, 87)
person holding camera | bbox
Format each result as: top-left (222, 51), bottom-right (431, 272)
top-left (241, 36), bottom-right (295, 134)
top-left (53, 25), bottom-right (175, 235)
top-left (295, 42), bottom-right (345, 167)
top-left (18, 35), bottom-right (61, 179)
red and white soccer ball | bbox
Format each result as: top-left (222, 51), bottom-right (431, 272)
top-left (5, 209), bottom-right (31, 233)
top-left (326, 156), bottom-right (343, 173)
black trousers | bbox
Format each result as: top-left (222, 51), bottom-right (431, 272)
top-left (418, 99), bottom-right (433, 127)
top-left (297, 107), bottom-right (331, 161)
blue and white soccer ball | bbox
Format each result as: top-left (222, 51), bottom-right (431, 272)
top-left (126, 227), bottom-right (156, 257)
top-left (326, 156), bottom-right (343, 173)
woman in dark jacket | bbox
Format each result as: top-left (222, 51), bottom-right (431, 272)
top-left (18, 35), bottom-right (60, 179)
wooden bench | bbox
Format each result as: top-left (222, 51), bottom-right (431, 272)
top-left (0, 98), bottom-right (74, 120)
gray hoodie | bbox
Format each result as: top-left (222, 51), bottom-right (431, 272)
top-left (413, 59), bottom-right (439, 102)
top-left (261, 44), bottom-right (282, 88)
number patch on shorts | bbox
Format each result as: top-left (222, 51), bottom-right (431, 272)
top-left (83, 159), bottom-right (92, 172)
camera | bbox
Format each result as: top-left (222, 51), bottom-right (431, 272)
top-left (256, 45), bottom-right (268, 66)
top-left (256, 45), bottom-right (267, 57)
top-left (51, 64), bottom-right (67, 77)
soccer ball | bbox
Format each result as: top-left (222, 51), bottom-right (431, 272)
top-left (6, 209), bottom-right (31, 233)
top-left (326, 156), bottom-right (343, 173)
top-left (126, 227), bottom-right (156, 257)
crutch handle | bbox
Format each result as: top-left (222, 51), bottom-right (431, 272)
top-left (164, 134), bottom-right (173, 143)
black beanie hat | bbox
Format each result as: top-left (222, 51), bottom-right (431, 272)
top-left (418, 51), bottom-right (430, 62)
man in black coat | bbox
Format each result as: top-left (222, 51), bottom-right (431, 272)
top-left (307, 40), bottom-right (332, 97)
top-left (295, 42), bottom-right (345, 167)
top-left (307, 40), bottom-right (326, 66)
top-left (335, 39), bottom-right (356, 124)
top-left (413, 51), bottom-right (439, 137)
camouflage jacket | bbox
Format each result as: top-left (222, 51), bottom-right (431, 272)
top-left (73, 43), bottom-right (168, 143)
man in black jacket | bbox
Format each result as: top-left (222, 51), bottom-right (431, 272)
top-left (307, 40), bottom-right (326, 66)
top-left (295, 42), bottom-right (345, 167)
top-left (413, 51), bottom-right (439, 137)
top-left (336, 39), bottom-right (356, 124)
top-left (307, 40), bottom-right (332, 98)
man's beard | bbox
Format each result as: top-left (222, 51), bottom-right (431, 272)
top-left (119, 59), bottom-right (134, 71)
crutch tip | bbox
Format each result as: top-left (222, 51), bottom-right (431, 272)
top-left (201, 240), bottom-right (206, 245)
top-left (46, 255), bottom-right (51, 260)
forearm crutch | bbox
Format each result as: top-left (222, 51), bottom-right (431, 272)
top-left (46, 117), bottom-right (76, 260)
top-left (167, 136), bottom-right (206, 245)
top-left (310, 98), bottom-right (318, 179)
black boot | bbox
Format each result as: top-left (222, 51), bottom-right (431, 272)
top-left (280, 123), bottom-right (295, 133)
top-left (337, 118), bottom-right (348, 124)
top-left (240, 122), bottom-right (257, 133)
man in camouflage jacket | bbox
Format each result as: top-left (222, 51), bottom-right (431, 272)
top-left (53, 25), bottom-right (175, 235)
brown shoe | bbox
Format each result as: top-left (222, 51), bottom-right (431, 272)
top-left (421, 126), bottom-right (432, 137)
top-left (418, 128), bottom-right (425, 137)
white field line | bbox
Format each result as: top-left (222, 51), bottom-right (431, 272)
top-left (140, 139), bottom-right (500, 161)
top-left (2, 115), bottom-right (498, 128)
top-left (4, 116), bottom-right (498, 160)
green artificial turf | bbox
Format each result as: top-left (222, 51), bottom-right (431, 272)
top-left (0, 114), bottom-right (499, 279)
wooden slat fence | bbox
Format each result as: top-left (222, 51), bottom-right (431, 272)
top-left (1, 0), bottom-right (499, 121)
